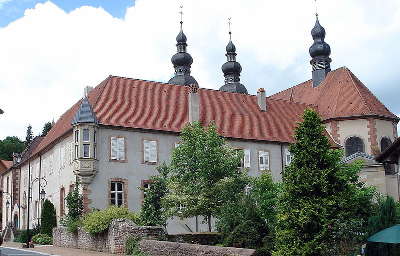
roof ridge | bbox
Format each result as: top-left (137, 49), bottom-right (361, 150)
top-left (344, 68), bottom-right (373, 114)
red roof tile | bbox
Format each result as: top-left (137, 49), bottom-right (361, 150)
top-left (270, 67), bottom-right (398, 121)
top-left (32, 76), bottom-right (312, 157)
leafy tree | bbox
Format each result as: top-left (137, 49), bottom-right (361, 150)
top-left (0, 136), bottom-right (25, 160)
top-left (25, 125), bottom-right (33, 146)
top-left (164, 122), bottom-right (242, 232)
top-left (273, 109), bottom-right (375, 256)
top-left (368, 196), bottom-right (398, 236)
top-left (41, 122), bottom-right (53, 136)
top-left (40, 200), bottom-right (57, 237)
top-left (139, 164), bottom-right (169, 226)
top-left (217, 174), bottom-right (279, 253)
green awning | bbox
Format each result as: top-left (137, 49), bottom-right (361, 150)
top-left (368, 225), bottom-right (400, 244)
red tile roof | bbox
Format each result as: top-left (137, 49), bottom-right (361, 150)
top-left (32, 76), bottom-right (312, 157)
top-left (270, 67), bottom-right (398, 121)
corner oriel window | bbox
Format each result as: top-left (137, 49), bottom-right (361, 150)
top-left (110, 181), bottom-right (124, 206)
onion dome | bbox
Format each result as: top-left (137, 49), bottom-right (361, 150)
top-left (168, 24), bottom-right (198, 86)
top-left (219, 37), bottom-right (248, 94)
top-left (309, 15), bottom-right (332, 87)
top-left (309, 17), bottom-right (331, 58)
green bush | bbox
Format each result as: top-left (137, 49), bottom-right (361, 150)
top-left (40, 199), bottom-right (57, 237)
top-left (60, 217), bottom-right (82, 233)
top-left (82, 206), bottom-right (139, 235)
top-left (32, 233), bottom-right (52, 245)
top-left (125, 236), bottom-right (148, 256)
top-left (13, 228), bottom-right (40, 243)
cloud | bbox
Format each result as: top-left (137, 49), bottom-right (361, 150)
top-left (0, 0), bottom-right (400, 139)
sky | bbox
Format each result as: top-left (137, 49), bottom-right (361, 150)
top-left (0, 0), bottom-right (400, 140)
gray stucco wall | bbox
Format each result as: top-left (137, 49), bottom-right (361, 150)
top-left (88, 126), bottom-right (288, 234)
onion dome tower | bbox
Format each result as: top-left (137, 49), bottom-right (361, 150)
top-left (309, 14), bottom-right (332, 87)
top-left (168, 7), bottom-right (198, 86)
top-left (219, 19), bottom-right (248, 94)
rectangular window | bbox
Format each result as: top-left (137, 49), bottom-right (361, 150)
top-left (83, 129), bottom-right (90, 142)
top-left (236, 149), bottom-right (250, 168)
top-left (110, 181), bottom-right (124, 206)
top-left (110, 137), bottom-right (125, 161)
top-left (142, 180), bottom-right (152, 200)
top-left (83, 144), bottom-right (90, 158)
top-left (143, 140), bottom-right (157, 163)
top-left (93, 145), bottom-right (96, 159)
top-left (174, 142), bottom-right (181, 148)
top-left (94, 130), bottom-right (97, 143)
top-left (285, 149), bottom-right (292, 166)
top-left (75, 130), bottom-right (79, 143)
top-left (259, 151), bottom-right (270, 171)
top-left (60, 188), bottom-right (65, 216)
top-left (75, 145), bottom-right (79, 159)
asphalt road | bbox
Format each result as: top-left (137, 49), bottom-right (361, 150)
top-left (0, 247), bottom-right (50, 256)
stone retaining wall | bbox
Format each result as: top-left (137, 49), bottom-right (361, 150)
top-left (53, 219), bottom-right (165, 254)
top-left (139, 240), bottom-right (256, 256)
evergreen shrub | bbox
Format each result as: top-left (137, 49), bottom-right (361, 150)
top-left (40, 199), bottom-right (57, 237)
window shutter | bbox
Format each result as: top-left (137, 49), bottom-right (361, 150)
top-left (144, 140), bottom-right (150, 162)
top-left (111, 137), bottom-right (117, 160)
top-left (149, 141), bottom-right (157, 163)
top-left (244, 149), bottom-right (251, 168)
top-left (117, 137), bottom-right (125, 160)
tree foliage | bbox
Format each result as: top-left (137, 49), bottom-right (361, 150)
top-left (164, 122), bottom-right (242, 231)
top-left (63, 183), bottom-right (84, 232)
top-left (0, 136), bottom-right (25, 160)
top-left (25, 125), bottom-right (33, 146)
top-left (41, 122), bottom-right (53, 136)
top-left (217, 174), bottom-right (279, 253)
top-left (368, 196), bottom-right (398, 236)
top-left (40, 199), bottom-right (57, 237)
top-left (139, 163), bottom-right (169, 226)
top-left (273, 109), bottom-right (375, 256)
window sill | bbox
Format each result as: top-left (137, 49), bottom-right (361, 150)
top-left (109, 159), bottom-right (128, 163)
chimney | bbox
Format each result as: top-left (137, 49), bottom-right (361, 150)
top-left (257, 88), bottom-right (267, 111)
top-left (84, 86), bottom-right (94, 97)
top-left (188, 84), bottom-right (200, 123)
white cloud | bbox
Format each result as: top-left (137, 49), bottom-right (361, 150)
top-left (0, 0), bottom-right (400, 139)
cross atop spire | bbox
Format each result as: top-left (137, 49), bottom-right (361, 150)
top-left (314, 0), bottom-right (319, 18)
top-left (179, 5), bottom-right (183, 30)
top-left (228, 17), bottom-right (232, 41)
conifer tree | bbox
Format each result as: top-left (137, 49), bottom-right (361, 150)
top-left (25, 125), bottom-right (33, 146)
top-left (40, 199), bottom-right (57, 237)
top-left (273, 109), bottom-right (375, 256)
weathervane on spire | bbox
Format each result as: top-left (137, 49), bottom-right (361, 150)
top-left (179, 5), bottom-right (183, 29)
top-left (228, 17), bottom-right (232, 41)
top-left (314, 0), bottom-right (319, 19)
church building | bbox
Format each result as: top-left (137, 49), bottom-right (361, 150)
top-left (2, 14), bottom-right (398, 234)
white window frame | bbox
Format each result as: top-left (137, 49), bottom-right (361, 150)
top-left (110, 181), bottom-right (124, 206)
top-left (285, 148), bottom-right (292, 166)
top-left (82, 128), bottom-right (90, 142)
top-left (258, 151), bottom-right (270, 171)
top-left (83, 144), bottom-right (90, 158)
top-left (143, 140), bottom-right (157, 164)
top-left (110, 137), bottom-right (126, 161)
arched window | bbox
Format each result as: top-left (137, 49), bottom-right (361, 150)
top-left (345, 137), bottom-right (364, 157)
top-left (380, 137), bottom-right (392, 152)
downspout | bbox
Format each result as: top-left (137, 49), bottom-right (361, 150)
top-left (280, 144), bottom-right (284, 177)
top-left (18, 167), bottom-right (21, 229)
top-left (38, 155), bottom-right (41, 226)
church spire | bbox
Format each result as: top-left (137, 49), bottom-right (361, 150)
top-left (219, 18), bottom-right (248, 94)
top-left (309, 9), bottom-right (332, 87)
top-left (168, 6), bottom-right (198, 86)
